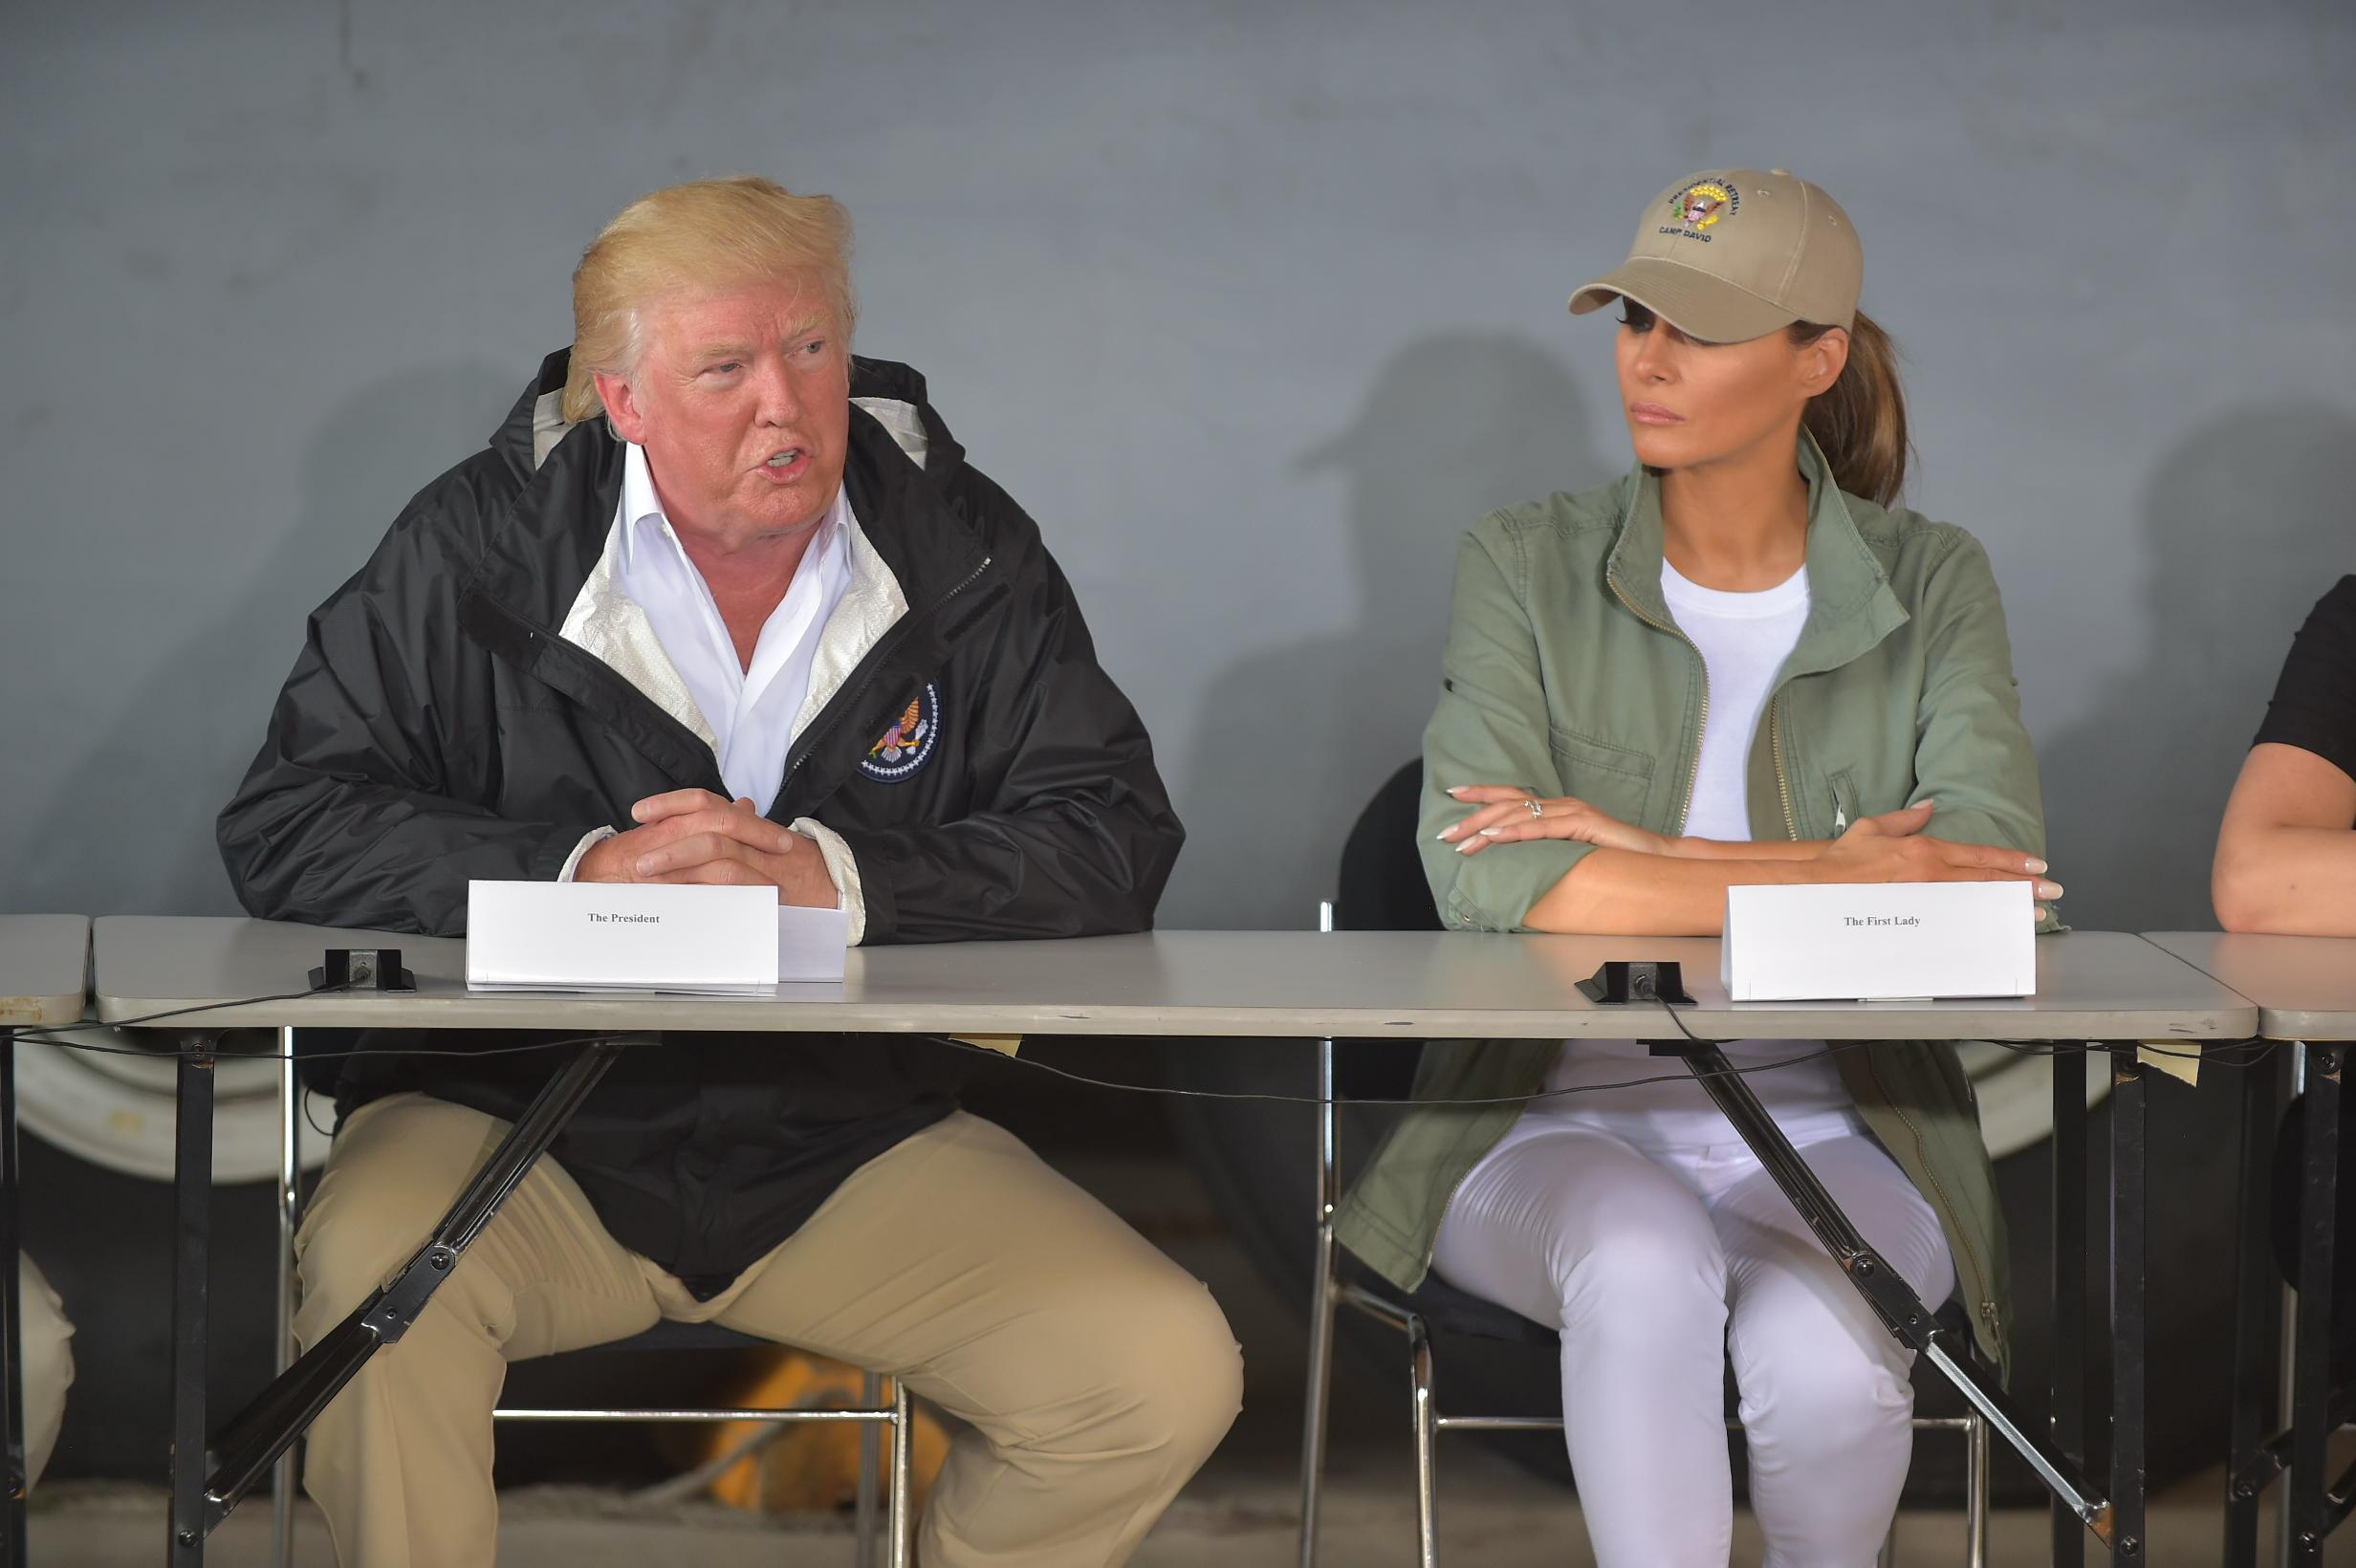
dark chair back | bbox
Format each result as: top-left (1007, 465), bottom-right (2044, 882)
top-left (1330, 760), bottom-right (1440, 1106)
top-left (1336, 760), bottom-right (1442, 934)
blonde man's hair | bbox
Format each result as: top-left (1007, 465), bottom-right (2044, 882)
top-left (561, 176), bottom-right (857, 425)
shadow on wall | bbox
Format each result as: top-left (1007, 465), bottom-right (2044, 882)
top-left (18, 360), bottom-right (518, 917)
top-left (2038, 401), bottom-right (2356, 934)
top-left (1167, 332), bottom-right (1606, 930)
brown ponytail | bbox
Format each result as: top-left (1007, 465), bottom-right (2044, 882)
top-left (1792, 310), bottom-right (1909, 507)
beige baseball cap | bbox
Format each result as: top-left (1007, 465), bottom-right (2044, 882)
top-left (1568, 168), bottom-right (1862, 343)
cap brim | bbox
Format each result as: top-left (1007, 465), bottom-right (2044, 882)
top-left (1567, 257), bottom-right (1800, 345)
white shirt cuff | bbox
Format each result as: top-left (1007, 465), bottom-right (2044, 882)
top-left (792, 817), bottom-right (866, 947)
top-left (557, 827), bottom-right (618, 882)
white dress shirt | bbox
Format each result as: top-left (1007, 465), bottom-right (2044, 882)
top-left (616, 441), bottom-right (852, 811)
top-left (556, 442), bottom-right (862, 924)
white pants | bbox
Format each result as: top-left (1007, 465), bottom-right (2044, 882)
top-left (1431, 1117), bottom-right (1954, 1568)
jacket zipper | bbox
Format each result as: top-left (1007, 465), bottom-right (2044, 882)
top-left (774, 554), bottom-right (994, 808)
top-left (1769, 695), bottom-right (1799, 840)
top-left (1606, 573), bottom-right (1706, 834)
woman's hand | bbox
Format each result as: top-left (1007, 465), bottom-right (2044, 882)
top-left (1818, 803), bottom-right (2062, 919)
top-left (1437, 785), bottom-right (1670, 857)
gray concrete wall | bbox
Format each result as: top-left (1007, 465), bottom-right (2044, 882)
top-left (6, 0), bottom-right (2351, 934)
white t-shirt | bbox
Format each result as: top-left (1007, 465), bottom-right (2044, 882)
top-left (1531, 557), bottom-right (1862, 1149)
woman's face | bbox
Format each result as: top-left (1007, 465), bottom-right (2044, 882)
top-left (1612, 301), bottom-right (1845, 472)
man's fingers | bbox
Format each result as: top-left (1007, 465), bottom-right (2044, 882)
top-left (629, 808), bottom-right (740, 853)
top-left (634, 831), bottom-right (753, 877)
top-left (631, 788), bottom-right (731, 824)
top-left (640, 806), bottom-right (797, 856)
top-left (645, 861), bottom-right (767, 887)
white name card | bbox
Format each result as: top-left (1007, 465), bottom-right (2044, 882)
top-left (1721, 882), bottom-right (2036, 1002)
top-left (466, 882), bottom-right (844, 992)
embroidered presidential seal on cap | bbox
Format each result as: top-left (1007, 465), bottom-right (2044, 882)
top-left (1664, 179), bottom-right (1738, 240)
top-left (860, 684), bottom-right (941, 784)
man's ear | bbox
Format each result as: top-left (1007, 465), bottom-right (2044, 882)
top-left (593, 369), bottom-right (648, 444)
top-left (1797, 327), bottom-right (1850, 399)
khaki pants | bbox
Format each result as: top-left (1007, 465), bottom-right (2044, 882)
top-left (18, 1255), bottom-right (73, 1489)
top-left (294, 1095), bottom-right (1242, 1568)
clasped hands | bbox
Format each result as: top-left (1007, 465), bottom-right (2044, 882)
top-left (576, 789), bottom-right (840, 908)
top-left (1437, 786), bottom-right (2062, 920)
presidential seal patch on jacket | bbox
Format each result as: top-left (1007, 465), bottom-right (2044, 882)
top-left (861, 683), bottom-right (940, 783)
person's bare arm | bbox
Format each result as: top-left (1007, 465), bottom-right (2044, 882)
top-left (1520, 812), bottom-right (2054, 935)
top-left (1442, 794), bottom-right (2055, 934)
top-left (2213, 743), bottom-right (2356, 936)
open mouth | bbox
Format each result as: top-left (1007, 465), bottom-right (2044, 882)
top-left (759, 447), bottom-right (811, 480)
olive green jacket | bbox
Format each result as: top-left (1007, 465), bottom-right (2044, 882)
top-left (1332, 435), bottom-right (2046, 1377)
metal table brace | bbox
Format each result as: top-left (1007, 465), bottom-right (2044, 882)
top-left (165, 1033), bottom-right (643, 1565)
top-left (1667, 1038), bottom-right (2147, 1560)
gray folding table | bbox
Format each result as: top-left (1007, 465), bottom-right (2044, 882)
top-left (2145, 930), bottom-right (2356, 1568)
top-left (95, 917), bottom-right (2252, 1566)
top-left (0, 916), bottom-right (92, 1568)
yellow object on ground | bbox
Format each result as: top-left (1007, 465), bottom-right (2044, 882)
top-left (704, 1351), bottom-right (950, 1516)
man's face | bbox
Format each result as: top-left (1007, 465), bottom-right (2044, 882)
top-left (595, 270), bottom-right (852, 551)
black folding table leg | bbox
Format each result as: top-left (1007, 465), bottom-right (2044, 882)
top-left (2105, 1045), bottom-right (2148, 1561)
top-left (168, 1037), bottom-right (218, 1567)
top-left (1669, 1039), bottom-right (2113, 1538)
top-left (1, 1027), bottom-right (26, 1567)
top-left (197, 1034), bottom-right (640, 1535)
top-left (2289, 1044), bottom-right (2343, 1566)
top-left (2226, 1041), bottom-right (2283, 1568)
top-left (2052, 1044), bottom-right (2088, 1568)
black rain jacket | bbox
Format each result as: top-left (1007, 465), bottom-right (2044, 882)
top-left (218, 349), bottom-right (1183, 1293)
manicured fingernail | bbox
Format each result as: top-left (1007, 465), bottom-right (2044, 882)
top-left (2023, 857), bottom-right (2047, 874)
top-left (2036, 880), bottom-right (2062, 900)
top-left (1446, 786), bottom-right (1469, 797)
top-left (1435, 828), bottom-right (1456, 841)
top-left (1478, 827), bottom-right (1503, 838)
top-left (1453, 840), bottom-right (1474, 855)
top-left (2036, 905), bottom-right (2050, 922)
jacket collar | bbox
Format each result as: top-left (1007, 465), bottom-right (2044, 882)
top-left (456, 350), bottom-right (993, 793)
top-left (1603, 429), bottom-right (1909, 680)
top-left (466, 351), bottom-right (984, 641)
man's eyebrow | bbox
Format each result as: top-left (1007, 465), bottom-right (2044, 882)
top-left (687, 321), bottom-right (829, 362)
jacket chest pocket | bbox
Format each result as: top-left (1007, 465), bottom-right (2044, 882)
top-left (1547, 726), bottom-right (1657, 827)
top-left (1829, 767), bottom-right (1861, 836)
top-left (1821, 763), bottom-right (1916, 838)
